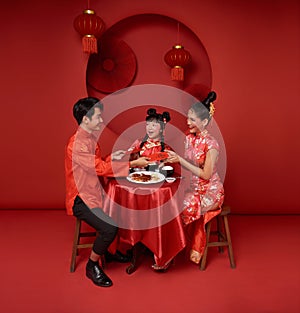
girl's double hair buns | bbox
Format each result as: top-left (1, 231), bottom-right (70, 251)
top-left (146, 108), bottom-right (171, 124)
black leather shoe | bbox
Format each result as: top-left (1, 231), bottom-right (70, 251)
top-left (105, 250), bottom-right (131, 263)
top-left (86, 263), bottom-right (113, 287)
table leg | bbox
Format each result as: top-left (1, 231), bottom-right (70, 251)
top-left (126, 242), bottom-right (147, 274)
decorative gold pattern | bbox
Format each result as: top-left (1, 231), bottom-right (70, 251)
top-left (83, 9), bottom-right (95, 14)
top-left (209, 102), bottom-right (215, 117)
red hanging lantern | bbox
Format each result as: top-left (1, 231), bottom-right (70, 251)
top-left (73, 9), bottom-right (105, 54)
top-left (164, 44), bottom-right (191, 81)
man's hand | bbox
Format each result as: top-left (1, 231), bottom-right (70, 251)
top-left (112, 150), bottom-right (126, 160)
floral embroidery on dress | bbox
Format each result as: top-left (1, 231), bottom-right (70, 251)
top-left (181, 132), bottom-right (224, 225)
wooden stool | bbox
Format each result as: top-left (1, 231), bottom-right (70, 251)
top-left (70, 218), bottom-right (105, 272)
top-left (200, 204), bottom-right (236, 270)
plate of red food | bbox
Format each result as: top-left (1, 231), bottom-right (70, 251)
top-left (127, 171), bottom-right (165, 184)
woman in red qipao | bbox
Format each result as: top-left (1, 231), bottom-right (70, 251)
top-left (128, 108), bottom-right (173, 169)
top-left (167, 91), bottom-right (224, 264)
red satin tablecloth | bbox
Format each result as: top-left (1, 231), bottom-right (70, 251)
top-left (102, 177), bottom-right (186, 268)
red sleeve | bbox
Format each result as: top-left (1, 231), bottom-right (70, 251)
top-left (72, 140), bottom-right (129, 177)
top-left (95, 144), bottom-right (129, 177)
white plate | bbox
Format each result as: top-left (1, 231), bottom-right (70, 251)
top-left (127, 171), bottom-right (165, 184)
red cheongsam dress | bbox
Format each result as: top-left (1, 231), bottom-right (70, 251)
top-left (181, 131), bottom-right (224, 256)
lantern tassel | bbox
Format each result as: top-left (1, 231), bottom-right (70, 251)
top-left (171, 66), bottom-right (184, 81)
top-left (82, 35), bottom-right (98, 54)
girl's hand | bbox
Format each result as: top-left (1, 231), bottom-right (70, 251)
top-left (130, 157), bottom-right (150, 168)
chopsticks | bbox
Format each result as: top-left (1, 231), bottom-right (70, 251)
top-left (124, 148), bottom-right (143, 155)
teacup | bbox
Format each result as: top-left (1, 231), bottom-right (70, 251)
top-left (147, 163), bottom-right (159, 172)
top-left (161, 165), bottom-right (174, 177)
top-left (133, 167), bottom-right (144, 172)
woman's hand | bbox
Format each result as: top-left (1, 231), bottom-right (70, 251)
top-left (166, 150), bottom-right (180, 163)
top-left (112, 150), bottom-right (126, 160)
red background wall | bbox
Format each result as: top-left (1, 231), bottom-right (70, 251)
top-left (0, 0), bottom-right (299, 214)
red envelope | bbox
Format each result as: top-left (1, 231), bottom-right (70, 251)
top-left (148, 152), bottom-right (169, 161)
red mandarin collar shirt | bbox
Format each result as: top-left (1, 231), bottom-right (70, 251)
top-left (65, 127), bottom-right (129, 215)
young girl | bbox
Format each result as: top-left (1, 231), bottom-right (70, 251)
top-left (167, 91), bottom-right (224, 264)
top-left (128, 108), bottom-right (171, 167)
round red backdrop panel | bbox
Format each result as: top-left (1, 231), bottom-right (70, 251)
top-left (87, 35), bottom-right (137, 94)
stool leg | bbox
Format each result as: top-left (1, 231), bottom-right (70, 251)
top-left (70, 218), bottom-right (81, 272)
top-left (223, 215), bottom-right (236, 268)
top-left (200, 221), bottom-right (211, 271)
top-left (217, 215), bottom-right (224, 253)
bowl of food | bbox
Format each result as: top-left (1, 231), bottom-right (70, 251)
top-left (161, 165), bottom-right (174, 177)
top-left (165, 177), bottom-right (176, 183)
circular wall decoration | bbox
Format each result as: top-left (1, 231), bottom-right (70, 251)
top-left (87, 14), bottom-right (212, 99)
top-left (86, 35), bottom-right (137, 94)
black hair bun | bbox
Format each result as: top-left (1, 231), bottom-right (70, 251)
top-left (202, 91), bottom-right (217, 109)
top-left (147, 108), bottom-right (157, 116)
top-left (146, 108), bottom-right (171, 124)
top-left (162, 111), bottom-right (171, 123)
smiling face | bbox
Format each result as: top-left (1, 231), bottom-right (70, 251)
top-left (146, 118), bottom-right (162, 140)
top-left (82, 107), bottom-right (103, 133)
top-left (187, 109), bottom-right (208, 134)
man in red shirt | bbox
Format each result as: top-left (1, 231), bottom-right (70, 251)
top-left (65, 97), bottom-right (149, 287)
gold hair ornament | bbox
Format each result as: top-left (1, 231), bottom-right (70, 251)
top-left (209, 102), bottom-right (215, 117)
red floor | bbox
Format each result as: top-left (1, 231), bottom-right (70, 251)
top-left (0, 210), bottom-right (299, 313)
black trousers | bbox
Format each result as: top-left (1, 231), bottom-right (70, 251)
top-left (72, 196), bottom-right (118, 255)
